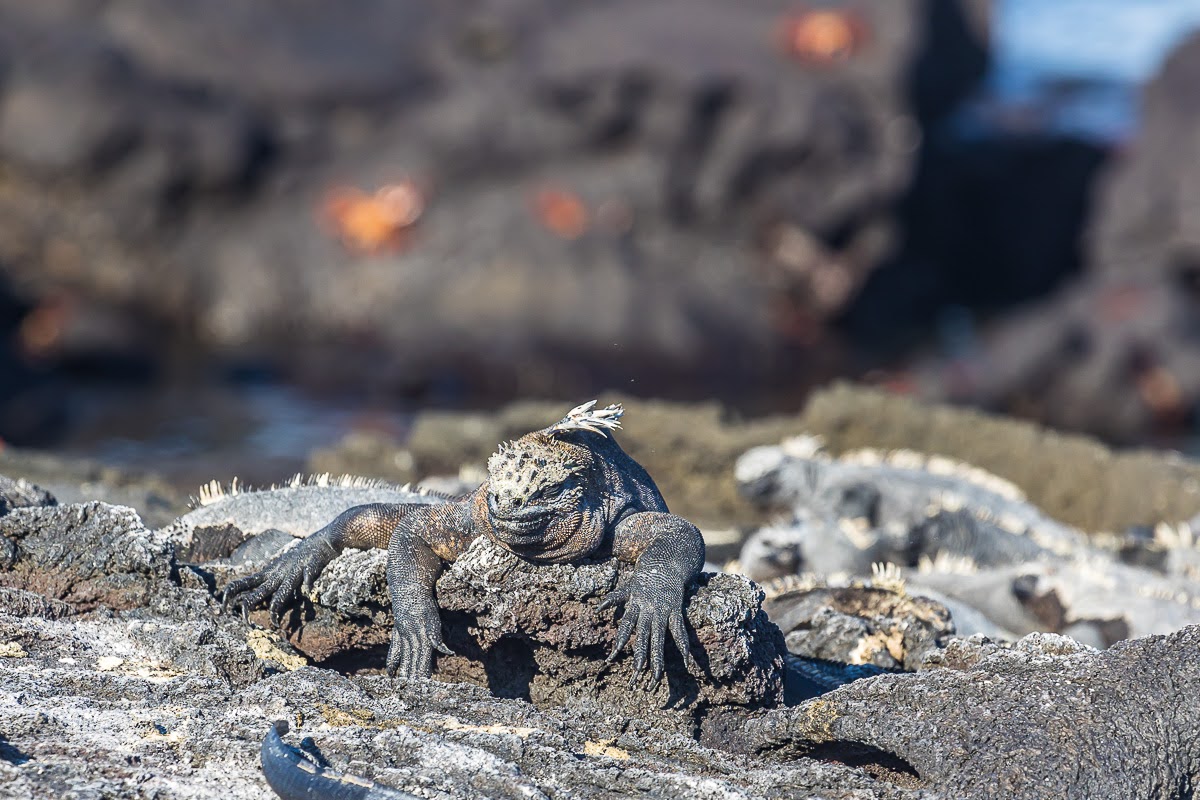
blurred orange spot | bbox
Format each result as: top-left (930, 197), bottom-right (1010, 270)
top-left (320, 180), bottom-right (425, 255)
top-left (531, 186), bottom-right (589, 240)
top-left (1137, 366), bottom-right (1183, 417)
top-left (777, 8), bottom-right (866, 64)
top-left (18, 295), bottom-right (73, 358)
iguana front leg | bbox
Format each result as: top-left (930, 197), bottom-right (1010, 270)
top-left (603, 511), bottom-right (705, 687)
top-left (223, 502), bottom-right (413, 623)
top-left (384, 498), bottom-right (480, 679)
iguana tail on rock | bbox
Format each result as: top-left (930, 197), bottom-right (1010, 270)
top-left (262, 723), bottom-right (416, 800)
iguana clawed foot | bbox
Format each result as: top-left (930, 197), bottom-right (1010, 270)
top-left (601, 575), bottom-right (696, 690)
top-left (222, 533), bottom-right (339, 625)
top-left (384, 591), bottom-right (454, 679)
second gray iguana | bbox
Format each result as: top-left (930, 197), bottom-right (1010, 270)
top-left (224, 401), bottom-right (706, 688)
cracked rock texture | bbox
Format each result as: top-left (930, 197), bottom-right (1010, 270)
top-left (0, 502), bottom-right (174, 610)
top-left (738, 629), bottom-right (1200, 799)
top-left (762, 581), bottom-right (953, 671)
top-left (293, 537), bottom-right (786, 737)
top-left (0, 492), bottom-right (908, 800)
top-left (5, 473), bottom-right (1200, 798)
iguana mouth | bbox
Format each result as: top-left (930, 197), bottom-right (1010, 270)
top-left (492, 509), bottom-right (552, 538)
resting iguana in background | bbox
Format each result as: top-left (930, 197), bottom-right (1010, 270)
top-left (224, 401), bottom-right (705, 687)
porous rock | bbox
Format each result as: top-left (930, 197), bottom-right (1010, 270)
top-left (436, 538), bottom-right (785, 731)
top-left (735, 629), bottom-right (1200, 799)
top-left (762, 581), bottom-right (953, 671)
top-left (0, 474), bottom-right (55, 517)
top-left (0, 501), bottom-right (173, 609)
top-left (299, 537), bottom-right (786, 735)
top-left (0, 606), bottom-right (913, 799)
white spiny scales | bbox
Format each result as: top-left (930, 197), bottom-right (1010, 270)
top-left (545, 400), bottom-right (624, 436)
top-left (870, 562), bottom-right (906, 593)
top-left (189, 473), bottom-right (421, 510)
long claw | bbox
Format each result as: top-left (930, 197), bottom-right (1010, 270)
top-left (269, 583), bottom-right (296, 625)
top-left (669, 611), bottom-right (696, 672)
top-left (631, 617), bottom-right (651, 679)
top-left (598, 586), bottom-right (629, 613)
top-left (605, 609), bottom-right (637, 665)
top-left (649, 615), bottom-right (666, 687)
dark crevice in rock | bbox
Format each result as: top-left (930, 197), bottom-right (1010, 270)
top-left (313, 642), bottom-right (388, 675)
top-left (805, 741), bottom-right (923, 789)
top-left (436, 624), bottom-right (540, 703)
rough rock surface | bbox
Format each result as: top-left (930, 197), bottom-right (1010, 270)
top-left (0, 502), bottom-right (173, 610)
top-left (0, 606), bottom-right (911, 800)
top-left (279, 536), bottom-right (786, 738)
top-left (761, 577), bottom-right (953, 671)
top-left (435, 538), bottom-right (785, 733)
top-left (737, 630), bottom-right (1200, 799)
top-left (0, 475), bottom-right (55, 516)
top-left (0, 487), bottom-right (917, 799)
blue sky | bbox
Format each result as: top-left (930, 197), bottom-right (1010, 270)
top-left (994, 0), bottom-right (1200, 92)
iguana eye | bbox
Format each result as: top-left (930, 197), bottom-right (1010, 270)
top-left (531, 483), bottom-right (563, 503)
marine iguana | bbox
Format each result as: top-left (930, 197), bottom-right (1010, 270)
top-left (224, 401), bottom-right (706, 687)
top-left (732, 436), bottom-right (1092, 582)
top-left (732, 436), bottom-right (1200, 647)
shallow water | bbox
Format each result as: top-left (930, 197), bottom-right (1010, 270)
top-left (989, 0), bottom-right (1200, 140)
top-left (54, 381), bottom-right (416, 491)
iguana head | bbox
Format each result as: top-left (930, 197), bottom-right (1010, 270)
top-left (476, 401), bottom-right (621, 562)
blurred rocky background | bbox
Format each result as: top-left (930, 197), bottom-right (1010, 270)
top-left (0, 0), bottom-right (1198, 487)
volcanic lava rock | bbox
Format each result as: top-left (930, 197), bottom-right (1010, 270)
top-left (0, 474), bottom-right (54, 517)
top-left (295, 536), bottom-right (786, 736)
top-left (0, 488), bottom-right (907, 799)
top-left (762, 578), bottom-right (953, 671)
top-left (737, 629), bottom-right (1200, 799)
top-left (0, 501), bottom-right (173, 609)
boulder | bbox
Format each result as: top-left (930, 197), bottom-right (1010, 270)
top-left (298, 537), bottom-right (786, 737)
top-left (737, 629), bottom-right (1200, 799)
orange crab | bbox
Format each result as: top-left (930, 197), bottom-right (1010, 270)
top-left (776, 7), bottom-right (868, 64)
top-left (319, 180), bottom-right (426, 255)
top-left (530, 186), bottom-right (590, 240)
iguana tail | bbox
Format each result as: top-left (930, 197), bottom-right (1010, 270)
top-left (261, 722), bottom-right (417, 800)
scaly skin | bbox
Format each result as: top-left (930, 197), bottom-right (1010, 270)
top-left (224, 402), bottom-right (705, 689)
